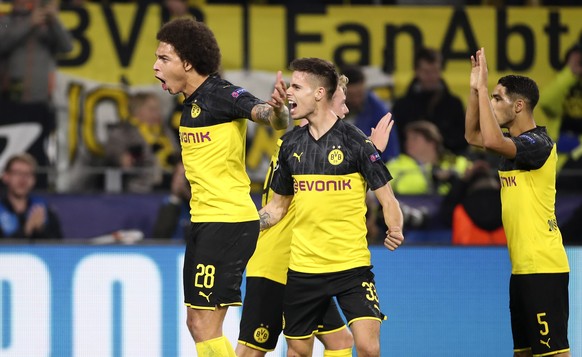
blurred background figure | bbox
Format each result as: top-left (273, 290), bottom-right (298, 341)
top-left (0, 0), bottom-right (73, 188)
top-left (392, 47), bottom-right (468, 156)
top-left (104, 92), bottom-right (179, 193)
top-left (341, 64), bottom-right (401, 161)
top-left (439, 159), bottom-right (506, 246)
top-left (152, 156), bottom-right (190, 241)
top-left (539, 38), bottom-right (582, 191)
top-left (386, 120), bottom-right (470, 196)
top-left (0, 153), bottom-right (63, 240)
top-left (0, 0), bottom-right (72, 104)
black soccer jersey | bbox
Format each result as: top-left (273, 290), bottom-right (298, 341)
top-left (499, 126), bottom-right (569, 274)
top-left (179, 76), bottom-right (265, 222)
top-left (271, 119), bottom-right (392, 273)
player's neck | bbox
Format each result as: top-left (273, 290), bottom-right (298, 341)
top-left (307, 108), bottom-right (338, 140)
top-left (184, 73), bottom-right (209, 98)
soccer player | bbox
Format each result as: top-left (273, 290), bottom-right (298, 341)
top-left (153, 18), bottom-right (289, 356)
top-left (465, 48), bottom-right (570, 357)
top-left (258, 57), bottom-right (404, 357)
top-left (236, 75), bottom-right (394, 357)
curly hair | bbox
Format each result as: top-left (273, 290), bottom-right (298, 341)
top-left (156, 18), bottom-right (221, 76)
top-left (289, 58), bottom-right (338, 101)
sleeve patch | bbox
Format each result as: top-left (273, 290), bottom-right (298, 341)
top-left (369, 152), bottom-right (381, 163)
top-left (231, 88), bottom-right (248, 98)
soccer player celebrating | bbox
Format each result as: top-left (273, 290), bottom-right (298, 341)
top-left (153, 18), bottom-right (289, 356)
top-left (236, 73), bottom-right (394, 357)
top-left (465, 48), bottom-right (570, 357)
top-left (258, 57), bottom-right (404, 357)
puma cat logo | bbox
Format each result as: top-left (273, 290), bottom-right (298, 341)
top-left (540, 338), bottom-right (551, 349)
top-left (293, 152), bottom-right (303, 162)
top-left (199, 291), bottom-right (212, 303)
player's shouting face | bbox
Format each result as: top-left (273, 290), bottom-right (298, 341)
top-left (286, 71), bottom-right (322, 120)
top-left (153, 42), bottom-right (189, 96)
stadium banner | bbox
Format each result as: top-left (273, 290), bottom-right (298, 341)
top-left (0, 245), bottom-right (579, 356)
top-left (3, 4), bottom-right (581, 189)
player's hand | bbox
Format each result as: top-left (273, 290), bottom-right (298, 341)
top-left (384, 227), bottom-right (404, 251)
top-left (267, 71), bottom-right (287, 113)
top-left (469, 50), bottom-right (480, 91)
top-left (476, 47), bottom-right (489, 90)
top-left (370, 112), bottom-right (394, 153)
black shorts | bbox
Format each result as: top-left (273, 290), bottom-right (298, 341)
top-left (183, 221), bottom-right (259, 309)
top-left (510, 273), bottom-right (570, 356)
top-left (238, 277), bottom-right (347, 351)
top-left (283, 266), bottom-right (385, 339)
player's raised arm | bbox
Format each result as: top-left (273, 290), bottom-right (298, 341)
top-left (252, 71), bottom-right (290, 130)
top-left (465, 49), bottom-right (484, 148)
top-left (258, 192), bottom-right (293, 231)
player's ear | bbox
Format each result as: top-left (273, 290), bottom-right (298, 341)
top-left (314, 87), bottom-right (325, 102)
top-left (514, 98), bottom-right (525, 113)
top-left (183, 61), bottom-right (192, 71)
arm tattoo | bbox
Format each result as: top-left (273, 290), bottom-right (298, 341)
top-left (253, 104), bottom-right (273, 126)
top-left (259, 211), bottom-right (272, 231)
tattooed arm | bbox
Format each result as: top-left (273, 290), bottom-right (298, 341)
top-left (251, 71), bottom-right (289, 130)
top-left (258, 192), bottom-right (293, 230)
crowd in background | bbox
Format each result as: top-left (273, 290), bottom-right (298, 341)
top-left (1, 0), bottom-right (581, 245)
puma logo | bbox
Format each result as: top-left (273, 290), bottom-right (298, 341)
top-left (199, 291), bottom-right (212, 303)
top-left (293, 152), bottom-right (303, 162)
top-left (540, 338), bottom-right (551, 349)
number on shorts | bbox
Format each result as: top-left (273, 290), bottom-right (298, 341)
top-left (362, 281), bottom-right (379, 302)
top-left (537, 312), bottom-right (549, 336)
top-left (194, 264), bottom-right (215, 288)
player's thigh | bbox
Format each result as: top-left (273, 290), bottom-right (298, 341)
top-left (238, 277), bottom-right (285, 352)
top-left (334, 266), bottom-right (386, 325)
top-left (510, 273), bottom-right (569, 355)
top-left (183, 221), bottom-right (259, 307)
top-left (283, 270), bottom-right (330, 339)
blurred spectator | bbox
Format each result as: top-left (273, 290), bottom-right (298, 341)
top-left (439, 159), bottom-right (506, 246)
top-left (386, 120), bottom-right (470, 195)
top-left (539, 40), bottom-right (582, 152)
top-left (105, 92), bottom-right (179, 193)
top-left (392, 47), bottom-right (468, 155)
top-left (560, 200), bottom-right (582, 245)
top-left (161, 0), bottom-right (204, 21)
top-left (0, 153), bottom-right (63, 240)
top-left (0, 0), bottom-right (72, 103)
top-left (539, 39), bottom-right (582, 191)
top-left (0, 0), bottom-right (73, 187)
top-left (152, 157), bottom-right (190, 241)
top-left (340, 65), bottom-right (401, 161)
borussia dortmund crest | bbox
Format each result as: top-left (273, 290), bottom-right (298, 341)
top-left (328, 146), bottom-right (344, 165)
top-left (191, 103), bottom-right (201, 118)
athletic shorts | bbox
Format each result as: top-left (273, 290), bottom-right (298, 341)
top-left (283, 266), bottom-right (385, 339)
top-left (183, 220), bottom-right (259, 309)
top-left (510, 273), bottom-right (570, 356)
top-left (238, 276), bottom-right (347, 351)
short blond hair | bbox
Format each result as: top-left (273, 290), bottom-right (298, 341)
top-left (338, 74), bottom-right (349, 92)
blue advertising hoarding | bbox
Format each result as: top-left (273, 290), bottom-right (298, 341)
top-left (0, 245), bottom-right (579, 356)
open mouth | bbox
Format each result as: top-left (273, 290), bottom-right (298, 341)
top-left (155, 76), bottom-right (168, 91)
top-left (288, 100), bottom-right (297, 114)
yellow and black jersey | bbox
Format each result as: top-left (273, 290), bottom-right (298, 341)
top-left (246, 135), bottom-right (295, 284)
top-left (271, 119), bottom-right (392, 274)
top-left (499, 126), bottom-right (569, 274)
top-left (179, 76), bottom-right (264, 223)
